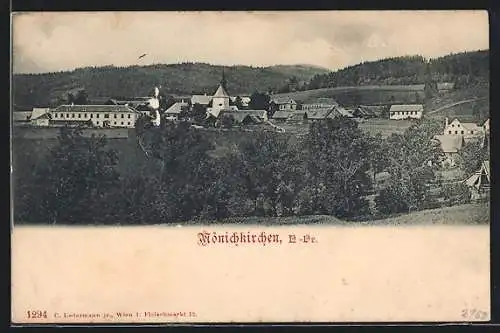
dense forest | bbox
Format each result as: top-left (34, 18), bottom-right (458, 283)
top-left (306, 50), bottom-right (489, 90)
top-left (13, 116), bottom-right (487, 225)
top-left (12, 64), bottom-right (329, 108)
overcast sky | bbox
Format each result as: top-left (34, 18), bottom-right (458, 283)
top-left (12, 10), bottom-right (489, 74)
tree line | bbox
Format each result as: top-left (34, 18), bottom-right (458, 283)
top-left (13, 115), bottom-right (485, 225)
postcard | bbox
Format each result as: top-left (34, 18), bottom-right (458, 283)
top-left (11, 10), bottom-right (490, 324)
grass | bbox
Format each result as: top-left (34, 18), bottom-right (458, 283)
top-left (357, 118), bottom-right (414, 138)
top-left (176, 202), bottom-right (489, 226)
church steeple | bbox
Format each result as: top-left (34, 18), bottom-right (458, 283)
top-left (221, 68), bottom-right (227, 90)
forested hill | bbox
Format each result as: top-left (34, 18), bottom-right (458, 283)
top-left (13, 63), bottom-right (330, 108)
top-left (306, 50), bottom-right (489, 90)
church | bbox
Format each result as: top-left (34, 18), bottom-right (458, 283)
top-left (206, 71), bottom-right (238, 118)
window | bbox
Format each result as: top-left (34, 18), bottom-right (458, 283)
top-left (60, 113), bottom-right (63, 118)
top-left (114, 114), bottom-right (117, 119)
top-left (127, 122), bottom-right (130, 126)
top-left (455, 131), bottom-right (458, 134)
top-left (104, 114), bottom-right (109, 118)
top-left (457, 124), bottom-right (460, 127)
top-left (71, 114), bottom-right (75, 118)
top-left (452, 124), bottom-right (455, 127)
top-left (113, 122), bottom-right (117, 125)
top-left (84, 113), bottom-right (88, 118)
top-left (97, 121), bottom-right (100, 124)
top-left (90, 114), bottom-right (93, 118)
top-left (66, 114), bottom-right (70, 118)
top-left (449, 131), bottom-right (452, 134)
top-left (121, 122), bottom-right (124, 125)
top-left (461, 131), bottom-right (464, 134)
top-left (78, 114), bottom-right (81, 118)
top-left (471, 131), bottom-right (474, 134)
top-left (96, 114), bottom-right (100, 118)
top-left (128, 114), bottom-right (131, 119)
top-left (54, 114), bottom-right (57, 118)
top-left (121, 114), bottom-right (124, 118)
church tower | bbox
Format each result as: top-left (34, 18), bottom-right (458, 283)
top-left (210, 69), bottom-right (230, 116)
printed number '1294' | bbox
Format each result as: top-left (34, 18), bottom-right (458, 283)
top-left (27, 311), bottom-right (48, 319)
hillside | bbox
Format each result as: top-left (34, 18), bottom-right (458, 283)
top-left (305, 50), bottom-right (489, 91)
top-left (12, 63), bottom-right (329, 108)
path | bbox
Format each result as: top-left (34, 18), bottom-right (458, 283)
top-left (427, 97), bottom-right (488, 115)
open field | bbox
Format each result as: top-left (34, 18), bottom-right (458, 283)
top-left (272, 85), bottom-right (426, 105)
top-left (356, 118), bottom-right (414, 137)
top-left (180, 202), bottom-right (489, 226)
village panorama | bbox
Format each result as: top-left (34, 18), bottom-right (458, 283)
top-left (12, 51), bottom-right (490, 226)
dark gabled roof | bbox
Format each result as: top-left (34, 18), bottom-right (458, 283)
top-left (306, 108), bottom-right (334, 120)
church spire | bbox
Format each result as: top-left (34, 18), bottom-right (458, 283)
top-left (221, 68), bottom-right (227, 90)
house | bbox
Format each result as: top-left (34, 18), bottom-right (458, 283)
top-left (437, 82), bottom-right (455, 93)
top-left (329, 106), bottom-right (354, 118)
top-left (463, 160), bottom-right (490, 201)
top-left (389, 104), bottom-right (423, 120)
top-left (483, 118), bottom-right (490, 134)
top-left (306, 108), bottom-right (334, 121)
top-left (171, 95), bottom-right (192, 104)
top-left (164, 102), bottom-right (189, 121)
top-left (30, 108), bottom-right (52, 127)
top-left (270, 96), bottom-right (298, 111)
top-left (302, 103), bottom-right (337, 111)
top-left (230, 96), bottom-right (251, 107)
top-left (219, 110), bottom-right (268, 122)
top-left (443, 118), bottom-right (484, 142)
top-left (433, 134), bottom-right (464, 167)
top-left (191, 94), bottom-right (212, 106)
top-left (272, 111), bottom-right (293, 122)
top-left (51, 105), bottom-right (140, 128)
top-left (287, 111), bottom-right (308, 122)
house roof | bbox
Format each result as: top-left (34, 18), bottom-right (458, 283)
top-left (464, 160), bottom-right (490, 188)
top-left (288, 111), bottom-right (307, 121)
top-left (221, 110), bottom-right (267, 119)
top-left (330, 106), bottom-right (354, 118)
top-left (434, 134), bottom-right (464, 153)
top-left (31, 108), bottom-right (51, 120)
top-left (272, 111), bottom-right (294, 119)
top-left (191, 95), bottom-right (212, 105)
top-left (271, 96), bottom-right (297, 104)
top-left (389, 104), bottom-right (424, 112)
top-left (307, 108), bottom-right (334, 120)
top-left (54, 105), bottom-right (139, 113)
top-left (165, 102), bottom-right (188, 114)
top-left (213, 84), bottom-right (229, 98)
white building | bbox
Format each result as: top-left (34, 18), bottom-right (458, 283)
top-left (443, 118), bottom-right (484, 142)
top-left (389, 104), bottom-right (423, 120)
top-left (51, 105), bottom-right (140, 128)
top-left (271, 96), bottom-right (298, 111)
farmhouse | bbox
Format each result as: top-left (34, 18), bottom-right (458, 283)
top-left (306, 108), bottom-right (334, 121)
top-left (464, 160), bottom-right (490, 201)
top-left (271, 96), bottom-right (298, 111)
top-left (287, 111), bottom-right (308, 123)
top-left (302, 103), bottom-right (336, 111)
top-left (389, 104), bottom-right (423, 120)
top-left (30, 108), bottom-right (52, 127)
top-left (443, 118), bottom-right (484, 142)
top-left (165, 102), bottom-right (189, 121)
top-left (51, 105), bottom-right (140, 128)
top-left (220, 110), bottom-right (268, 122)
top-left (433, 134), bottom-right (464, 168)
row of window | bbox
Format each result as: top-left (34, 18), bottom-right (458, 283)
top-left (390, 111), bottom-right (420, 116)
top-left (53, 113), bottom-right (133, 119)
top-left (93, 121), bottom-right (132, 126)
top-left (448, 130), bottom-right (474, 135)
